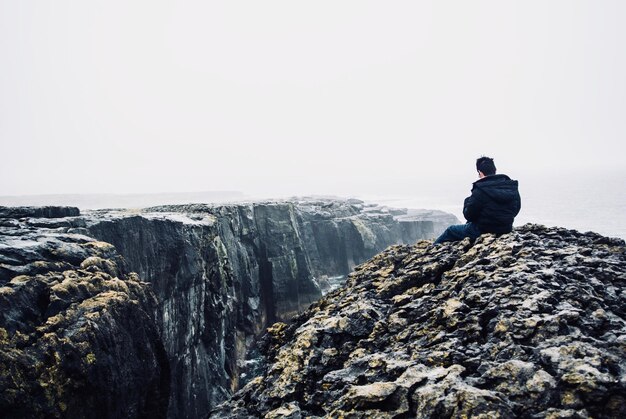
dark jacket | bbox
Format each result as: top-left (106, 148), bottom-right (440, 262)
top-left (463, 174), bottom-right (521, 234)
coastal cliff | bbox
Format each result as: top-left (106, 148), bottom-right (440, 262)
top-left (0, 199), bottom-right (449, 418)
top-left (84, 199), bottom-right (446, 417)
top-left (211, 225), bottom-right (626, 418)
top-left (0, 207), bottom-right (169, 418)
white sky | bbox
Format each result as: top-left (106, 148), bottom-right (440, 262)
top-left (1, 1), bottom-right (625, 197)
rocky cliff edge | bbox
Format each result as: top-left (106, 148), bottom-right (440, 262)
top-left (0, 200), bottom-right (456, 418)
top-left (0, 212), bottom-right (169, 418)
top-left (211, 225), bottom-right (626, 418)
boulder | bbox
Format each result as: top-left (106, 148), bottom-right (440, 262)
top-left (0, 227), bottom-right (168, 418)
top-left (211, 225), bottom-right (626, 418)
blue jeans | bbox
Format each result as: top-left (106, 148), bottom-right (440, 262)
top-left (434, 223), bottom-right (481, 244)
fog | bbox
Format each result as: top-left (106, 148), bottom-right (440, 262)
top-left (1, 1), bottom-right (625, 198)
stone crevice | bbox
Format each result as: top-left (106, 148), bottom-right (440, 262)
top-left (1, 199), bottom-right (449, 418)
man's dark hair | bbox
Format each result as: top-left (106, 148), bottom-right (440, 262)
top-left (476, 156), bottom-right (497, 176)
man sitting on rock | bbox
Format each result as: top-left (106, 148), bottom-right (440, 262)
top-left (434, 156), bottom-right (521, 244)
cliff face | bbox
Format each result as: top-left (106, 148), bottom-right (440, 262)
top-left (0, 199), bottom-right (450, 418)
top-left (0, 210), bottom-right (169, 418)
top-left (84, 199), bottom-right (444, 417)
top-left (211, 225), bottom-right (626, 418)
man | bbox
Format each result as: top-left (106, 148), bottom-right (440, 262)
top-left (434, 156), bottom-right (521, 244)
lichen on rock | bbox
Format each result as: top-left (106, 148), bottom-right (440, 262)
top-left (210, 224), bottom-right (626, 418)
top-left (0, 212), bottom-right (169, 419)
top-left (1, 200), bottom-right (452, 418)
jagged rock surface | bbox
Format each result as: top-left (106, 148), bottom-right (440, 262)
top-left (83, 198), bottom-right (446, 417)
top-left (0, 206), bottom-right (80, 220)
top-left (0, 213), bottom-right (169, 418)
top-left (211, 225), bottom-right (626, 418)
top-left (0, 199), bottom-right (452, 418)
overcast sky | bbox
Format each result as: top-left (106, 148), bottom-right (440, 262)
top-left (1, 1), bottom-right (625, 197)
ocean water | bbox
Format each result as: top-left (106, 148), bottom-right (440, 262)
top-left (1, 172), bottom-right (624, 240)
top-left (360, 171), bottom-right (626, 241)
top-left (0, 191), bottom-right (245, 210)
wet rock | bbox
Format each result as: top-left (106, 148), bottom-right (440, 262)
top-left (0, 199), bottom-right (453, 418)
top-left (211, 225), bottom-right (626, 418)
top-left (0, 206), bottom-right (80, 219)
top-left (0, 226), bottom-right (168, 418)
top-left (83, 198), bottom-right (449, 417)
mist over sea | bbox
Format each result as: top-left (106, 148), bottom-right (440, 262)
top-left (0, 191), bottom-right (245, 210)
top-left (361, 171), bottom-right (626, 241)
top-left (1, 171), bottom-right (624, 240)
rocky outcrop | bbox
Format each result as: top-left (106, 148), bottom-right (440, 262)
top-left (83, 199), bottom-right (447, 417)
top-left (0, 199), bottom-right (453, 418)
top-left (0, 213), bottom-right (169, 418)
top-left (211, 225), bottom-right (626, 418)
top-left (0, 206), bottom-right (80, 220)
top-left (292, 201), bottom-right (448, 284)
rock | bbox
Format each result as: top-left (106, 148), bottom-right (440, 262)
top-left (83, 199), bottom-right (451, 417)
top-left (0, 206), bottom-right (80, 219)
top-left (210, 225), bottom-right (626, 418)
top-left (0, 225), bottom-right (168, 418)
top-left (0, 198), bottom-right (454, 418)
top-left (396, 208), bottom-right (460, 238)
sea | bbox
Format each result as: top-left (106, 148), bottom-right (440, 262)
top-left (360, 171), bottom-right (626, 241)
top-left (1, 172), bottom-right (624, 240)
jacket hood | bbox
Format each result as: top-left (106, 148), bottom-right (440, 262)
top-left (473, 174), bottom-right (519, 204)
